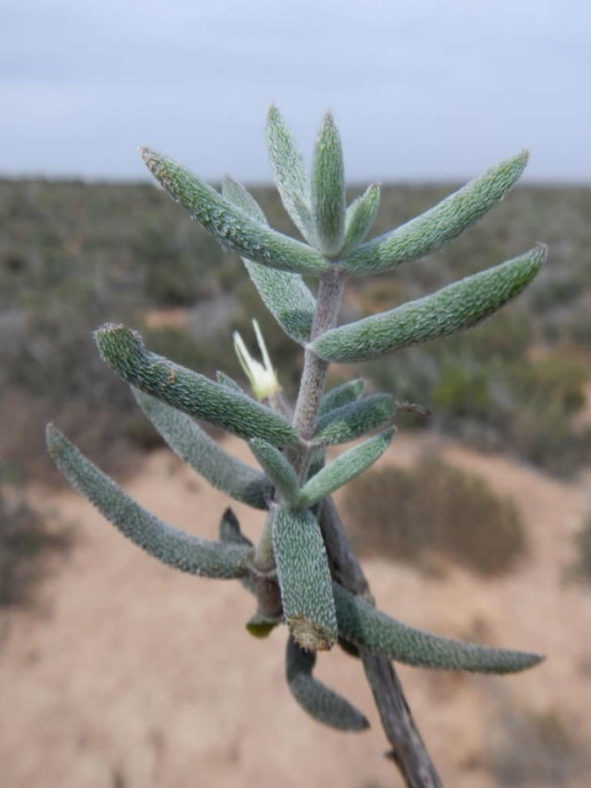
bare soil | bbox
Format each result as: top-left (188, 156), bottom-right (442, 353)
top-left (2, 433), bottom-right (590, 787)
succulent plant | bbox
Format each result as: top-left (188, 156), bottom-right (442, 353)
top-left (47, 106), bottom-right (546, 784)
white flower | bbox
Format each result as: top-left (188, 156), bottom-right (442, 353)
top-left (233, 320), bottom-right (281, 401)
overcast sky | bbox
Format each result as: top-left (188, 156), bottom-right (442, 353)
top-left (2, 0), bottom-right (590, 183)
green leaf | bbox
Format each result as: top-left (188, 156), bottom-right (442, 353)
top-left (311, 112), bottom-right (346, 255)
top-left (218, 507), bottom-right (253, 548)
top-left (315, 394), bottom-right (395, 446)
top-left (216, 369), bottom-right (244, 392)
top-left (341, 184), bottom-right (381, 256)
top-left (297, 429), bottom-right (394, 509)
top-left (222, 176), bottom-right (316, 344)
top-left (319, 379), bottom-right (365, 416)
top-left (46, 425), bottom-right (252, 579)
top-left (141, 147), bottom-right (329, 276)
top-left (286, 636), bottom-right (369, 731)
top-left (265, 105), bottom-right (315, 243)
top-left (314, 246), bottom-right (546, 363)
top-left (134, 389), bottom-right (271, 510)
top-left (272, 505), bottom-right (337, 651)
top-left (249, 438), bottom-right (300, 505)
top-left (343, 150), bottom-right (529, 275)
top-left (95, 324), bottom-right (299, 448)
top-left (333, 584), bottom-right (544, 674)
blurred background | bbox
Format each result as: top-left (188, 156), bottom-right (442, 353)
top-left (1, 1), bottom-right (591, 786)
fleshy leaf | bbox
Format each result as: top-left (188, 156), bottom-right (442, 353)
top-left (314, 246), bottom-right (546, 363)
top-left (297, 429), bottom-right (394, 509)
top-left (333, 584), bottom-right (544, 674)
top-left (266, 105), bottom-right (315, 243)
top-left (341, 184), bottom-right (381, 256)
top-left (222, 176), bottom-right (316, 344)
top-left (216, 370), bottom-right (243, 392)
top-left (311, 112), bottom-right (346, 255)
top-left (219, 508), bottom-right (257, 596)
top-left (134, 390), bottom-right (272, 510)
top-left (95, 324), bottom-right (299, 448)
top-left (46, 425), bottom-right (252, 578)
top-left (343, 151), bottom-right (529, 275)
top-left (249, 438), bottom-right (300, 505)
top-left (315, 394), bottom-right (395, 446)
top-left (272, 505), bottom-right (337, 651)
top-left (286, 636), bottom-right (369, 731)
top-left (141, 147), bottom-right (329, 276)
top-left (319, 379), bottom-right (365, 417)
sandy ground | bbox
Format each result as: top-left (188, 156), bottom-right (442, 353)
top-left (2, 432), bottom-right (591, 788)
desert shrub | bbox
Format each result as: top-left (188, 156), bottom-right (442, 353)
top-left (344, 455), bottom-right (526, 576)
top-left (0, 488), bottom-right (71, 609)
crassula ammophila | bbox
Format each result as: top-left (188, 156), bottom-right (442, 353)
top-left (47, 106), bottom-right (546, 785)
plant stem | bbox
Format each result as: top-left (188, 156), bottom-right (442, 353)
top-left (286, 265), bottom-right (442, 785)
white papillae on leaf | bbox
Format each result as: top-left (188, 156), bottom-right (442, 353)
top-left (297, 428), bottom-right (394, 509)
top-left (133, 389), bottom-right (272, 510)
top-left (266, 105), bottom-right (316, 244)
top-left (343, 151), bottom-right (529, 275)
top-left (314, 393), bottom-right (395, 446)
top-left (46, 425), bottom-right (253, 578)
top-left (286, 636), bottom-right (370, 731)
top-left (341, 183), bottom-right (381, 256)
top-left (249, 438), bottom-right (300, 505)
top-left (233, 319), bottom-right (281, 401)
top-left (333, 584), bottom-right (544, 673)
top-left (140, 147), bottom-right (329, 276)
top-left (222, 176), bottom-right (316, 344)
top-left (311, 113), bottom-right (346, 256)
top-left (319, 379), bottom-right (366, 417)
top-left (272, 505), bottom-right (338, 651)
top-left (95, 323), bottom-right (299, 447)
top-left (314, 246), bottom-right (547, 363)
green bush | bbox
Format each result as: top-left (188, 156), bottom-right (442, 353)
top-left (344, 455), bottom-right (527, 577)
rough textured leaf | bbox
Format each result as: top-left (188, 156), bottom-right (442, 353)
top-left (219, 508), bottom-right (257, 595)
top-left (222, 176), bottom-right (316, 344)
top-left (319, 379), bottom-right (365, 417)
top-left (333, 584), bottom-right (544, 673)
top-left (286, 636), bottom-right (369, 731)
top-left (266, 105), bottom-right (315, 243)
top-left (216, 370), bottom-right (243, 392)
top-left (297, 429), bottom-right (394, 509)
top-left (315, 394), bottom-right (395, 446)
top-left (141, 147), bottom-right (328, 276)
top-left (46, 425), bottom-right (252, 578)
top-left (312, 113), bottom-right (346, 255)
top-left (134, 390), bottom-right (271, 509)
top-left (249, 438), bottom-right (300, 505)
top-left (341, 184), bottom-right (381, 256)
top-left (95, 324), bottom-right (299, 448)
top-left (272, 505), bottom-right (337, 650)
top-left (314, 246), bottom-right (546, 363)
top-left (343, 151), bottom-right (529, 275)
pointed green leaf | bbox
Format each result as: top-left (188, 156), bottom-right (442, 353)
top-left (266, 105), bottom-right (315, 243)
top-left (134, 390), bottom-right (271, 510)
top-left (246, 611), bottom-right (281, 638)
top-left (249, 438), bottom-right (300, 505)
top-left (319, 379), bottom-right (365, 417)
top-left (218, 507), bottom-right (253, 547)
top-left (314, 246), bottom-right (546, 363)
top-left (312, 112), bottom-right (346, 255)
top-left (286, 636), bottom-right (369, 731)
top-left (222, 176), bottom-right (316, 344)
top-left (141, 147), bottom-right (329, 276)
top-left (216, 369), bottom-right (244, 392)
top-left (297, 429), bottom-right (394, 509)
top-left (46, 425), bottom-right (252, 578)
top-left (341, 184), bottom-right (381, 256)
top-left (343, 150), bottom-right (529, 275)
top-left (333, 583), bottom-right (544, 674)
top-left (95, 324), bottom-right (299, 448)
top-left (315, 394), bottom-right (395, 446)
top-left (272, 505), bottom-right (337, 650)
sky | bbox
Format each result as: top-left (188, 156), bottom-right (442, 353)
top-left (2, 0), bottom-right (590, 183)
